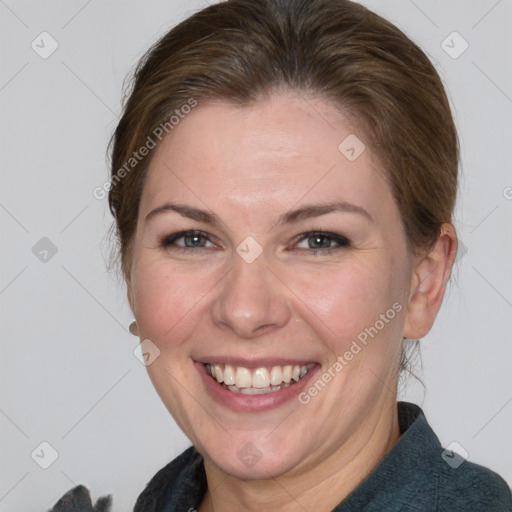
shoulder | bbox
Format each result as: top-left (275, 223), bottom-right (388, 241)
top-left (134, 445), bottom-right (206, 511)
top-left (380, 403), bottom-right (512, 511)
top-left (435, 454), bottom-right (512, 511)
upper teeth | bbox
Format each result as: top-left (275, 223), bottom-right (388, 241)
top-left (206, 363), bottom-right (313, 389)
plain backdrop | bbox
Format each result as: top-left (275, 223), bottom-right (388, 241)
top-left (1, 0), bottom-right (511, 510)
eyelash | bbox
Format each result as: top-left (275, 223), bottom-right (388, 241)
top-left (159, 230), bottom-right (351, 255)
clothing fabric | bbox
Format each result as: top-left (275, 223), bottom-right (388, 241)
top-left (49, 402), bottom-right (512, 511)
top-left (46, 485), bottom-right (112, 512)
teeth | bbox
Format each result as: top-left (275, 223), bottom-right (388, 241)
top-left (252, 368), bottom-right (270, 388)
top-left (224, 364), bottom-right (235, 385)
top-left (235, 367), bottom-right (252, 388)
top-left (227, 384), bottom-right (292, 394)
top-left (283, 365), bottom-right (292, 383)
top-left (270, 366), bottom-right (283, 386)
top-left (206, 363), bottom-right (313, 392)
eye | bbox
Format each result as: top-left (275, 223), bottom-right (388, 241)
top-left (160, 230), bottom-right (214, 250)
top-left (295, 231), bottom-right (350, 252)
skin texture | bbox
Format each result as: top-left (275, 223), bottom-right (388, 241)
top-left (127, 91), bottom-right (457, 511)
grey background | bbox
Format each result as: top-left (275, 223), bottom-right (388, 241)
top-left (1, 0), bottom-right (511, 510)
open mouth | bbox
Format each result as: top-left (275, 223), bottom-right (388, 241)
top-left (204, 363), bottom-right (316, 395)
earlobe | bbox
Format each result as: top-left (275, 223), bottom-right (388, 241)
top-left (129, 320), bottom-right (139, 336)
top-left (403, 224), bottom-right (458, 339)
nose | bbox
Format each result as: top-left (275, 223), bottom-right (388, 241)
top-left (210, 251), bottom-right (291, 339)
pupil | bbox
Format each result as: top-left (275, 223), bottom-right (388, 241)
top-left (186, 234), bottom-right (204, 247)
top-left (310, 235), bottom-right (329, 249)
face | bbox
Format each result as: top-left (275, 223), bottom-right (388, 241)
top-left (128, 91), bottom-right (414, 480)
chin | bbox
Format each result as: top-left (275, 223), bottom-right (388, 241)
top-left (199, 433), bottom-right (308, 480)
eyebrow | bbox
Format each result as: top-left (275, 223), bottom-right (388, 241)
top-left (146, 203), bottom-right (223, 225)
top-left (145, 201), bottom-right (373, 226)
top-left (276, 201), bottom-right (373, 225)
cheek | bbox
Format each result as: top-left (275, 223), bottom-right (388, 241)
top-left (130, 258), bottom-right (216, 348)
top-left (286, 260), bottom-right (399, 339)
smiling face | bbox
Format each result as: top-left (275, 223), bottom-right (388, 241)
top-left (127, 91), bottom-right (416, 480)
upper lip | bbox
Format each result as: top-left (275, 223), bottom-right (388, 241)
top-left (195, 356), bottom-right (317, 368)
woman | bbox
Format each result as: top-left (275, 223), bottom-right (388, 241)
top-left (49, 0), bottom-right (512, 510)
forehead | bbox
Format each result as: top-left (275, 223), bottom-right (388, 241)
top-left (140, 92), bottom-right (396, 224)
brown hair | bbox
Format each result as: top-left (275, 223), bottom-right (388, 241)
top-left (108, 0), bottom-right (458, 280)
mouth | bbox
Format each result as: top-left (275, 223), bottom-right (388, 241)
top-left (204, 362), bottom-right (316, 395)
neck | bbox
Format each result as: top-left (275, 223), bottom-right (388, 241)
top-left (199, 400), bottom-right (400, 512)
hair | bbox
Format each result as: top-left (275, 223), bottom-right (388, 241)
top-left (108, 0), bottom-right (458, 279)
top-left (108, 0), bottom-right (458, 381)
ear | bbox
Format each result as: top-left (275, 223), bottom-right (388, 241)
top-left (403, 224), bottom-right (457, 339)
top-left (126, 275), bottom-right (139, 336)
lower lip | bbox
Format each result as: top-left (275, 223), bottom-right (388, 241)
top-left (195, 361), bottom-right (320, 413)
